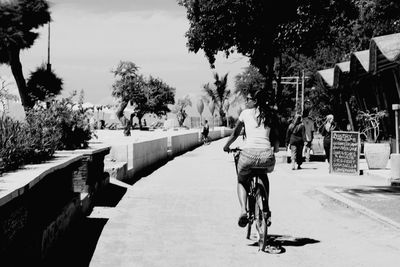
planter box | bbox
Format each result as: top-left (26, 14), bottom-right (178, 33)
top-left (364, 142), bottom-right (391, 169)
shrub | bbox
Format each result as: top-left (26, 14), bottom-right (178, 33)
top-left (0, 116), bottom-right (30, 174)
top-left (25, 105), bottom-right (63, 162)
top-left (0, 96), bottom-right (95, 174)
top-left (29, 96), bottom-right (95, 150)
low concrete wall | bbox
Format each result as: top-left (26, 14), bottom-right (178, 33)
top-left (105, 127), bottom-right (233, 180)
top-left (0, 145), bottom-right (110, 265)
top-left (109, 144), bottom-right (129, 164)
top-left (129, 137), bottom-right (168, 178)
top-left (170, 132), bottom-right (199, 157)
top-left (209, 129), bottom-right (222, 141)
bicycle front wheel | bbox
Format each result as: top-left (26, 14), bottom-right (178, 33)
top-left (254, 185), bottom-right (268, 251)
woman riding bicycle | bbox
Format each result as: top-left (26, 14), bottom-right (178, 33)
top-left (223, 89), bottom-right (279, 228)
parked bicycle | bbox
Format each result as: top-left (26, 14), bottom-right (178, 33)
top-left (229, 148), bottom-right (282, 253)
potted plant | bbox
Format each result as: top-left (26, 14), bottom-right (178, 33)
top-left (356, 108), bottom-right (390, 169)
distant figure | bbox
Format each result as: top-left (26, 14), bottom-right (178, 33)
top-left (320, 114), bottom-right (336, 163)
top-left (89, 116), bottom-right (96, 130)
top-left (143, 119), bottom-right (147, 127)
top-left (201, 120), bottom-right (210, 145)
top-left (286, 114), bottom-right (306, 170)
top-left (302, 112), bottom-right (315, 162)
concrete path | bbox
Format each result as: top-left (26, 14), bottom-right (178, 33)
top-left (89, 138), bottom-right (400, 267)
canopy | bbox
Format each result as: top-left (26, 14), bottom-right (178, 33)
top-left (317, 32), bottom-right (400, 89)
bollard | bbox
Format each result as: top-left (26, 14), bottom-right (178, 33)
top-left (390, 104), bottom-right (400, 186)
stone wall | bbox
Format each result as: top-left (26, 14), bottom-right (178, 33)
top-left (0, 145), bottom-right (110, 265)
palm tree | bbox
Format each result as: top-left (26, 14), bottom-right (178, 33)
top-left (26, 64), bottom-right (63, 102)
top-left (203, 73), bottom-right (231, 126)
top-left (0, 0), bottom-right (51, 110)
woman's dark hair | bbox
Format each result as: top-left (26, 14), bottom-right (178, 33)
top-left (252, 89), bottom-right (277, 128)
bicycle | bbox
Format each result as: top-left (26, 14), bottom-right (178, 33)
top-left (201, 133), bottom-right (211, 145)
top-left (229, 148), bottom-right (271, 252)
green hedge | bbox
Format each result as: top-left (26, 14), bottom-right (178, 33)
top-left (0, 97), bottom-right (95, 175)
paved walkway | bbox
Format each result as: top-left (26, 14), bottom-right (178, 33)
top-left (87, 137), bottom-right (400, 267)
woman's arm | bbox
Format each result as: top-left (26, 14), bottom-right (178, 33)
top-left (223, 120), bottom-right (244, 152)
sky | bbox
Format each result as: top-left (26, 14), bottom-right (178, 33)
top-left (0, 0), bottom-right (249, 116)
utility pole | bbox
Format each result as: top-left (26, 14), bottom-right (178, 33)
top-left (280, 75), bottom-right (307, 114)
top-left (301, 70), bottom-right (305, 115)
top-left (47, 22), bottom-right (51, 72)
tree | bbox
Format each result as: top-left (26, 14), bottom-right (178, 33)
top-left (26, 64), bottom-right (63, 102)
top-left (111, 61), bottom-right (144, 134)
top-left (132, 75), bottom-right (175, 129)
top-left (172, 95), bottom-right (192, 127)
top-left (234, 65), bottom-right (265, 97)
top-left (203, 72), bottom-right (230, 126)
top-left (178, 0), bottom-right (358, 105)
top-left (0, 0), bottom-right (51, 110)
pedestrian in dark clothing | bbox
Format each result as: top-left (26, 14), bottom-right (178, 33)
top-left (286, 114), bottom-right (306, 170)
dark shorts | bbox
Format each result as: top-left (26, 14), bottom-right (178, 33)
top-left (235, 148), bottom-right (275, 184)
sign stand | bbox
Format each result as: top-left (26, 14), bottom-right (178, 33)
top-left (329, 131), bottom-right (361, 175)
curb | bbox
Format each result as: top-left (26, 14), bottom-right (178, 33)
top-left (316, 187), bottom-right (400, 231)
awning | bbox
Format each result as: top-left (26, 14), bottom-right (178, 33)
top-left (317, 68), bottom-right (334, 88)
top-left (369, 32), bottom-right (400, 74)
top-left (350, 50), bottom-right (369, 80)
top-left (333, 61), bottom-right (350, 88)
top-left (316, 32), bottom-right (400, 89)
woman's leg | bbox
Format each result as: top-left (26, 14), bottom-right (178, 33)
top-left (323, 140), bottom-right (331, 163)
top-left (296, 144), bottom-right (304, 168)
top-left (237, 182), bottom-right (248, 215)
top-left (290, 145), bottom-right (296, 170)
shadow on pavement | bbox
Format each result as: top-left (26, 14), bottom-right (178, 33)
top-left (247, 235), bottom-right (319, 254)
top-left (42, 179), bottom-right (130, 266)
top-left (43, 217), bottom-right (108, 267)
top-left (342, 186), bottom-right (400, 196)
top-left (268, 234), bottom-right (320, 247)
top-left (95, 181), bottom-right (128, 207)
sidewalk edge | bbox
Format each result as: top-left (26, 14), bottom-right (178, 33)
top-left (316, 187), bottom-right (400, 231)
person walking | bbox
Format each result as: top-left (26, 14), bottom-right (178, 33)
top-left (320, 114), bottom-right (336, 163)
top-left (285, 114), bottom-right (306, 170)
top-left (223, 90), bottom-right (279, 228)
top-left (302, 111), bottom-right (315, 162)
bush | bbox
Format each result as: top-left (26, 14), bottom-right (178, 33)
top-left (0, 116), bottom-right (30, 174)
top-left (29, 97), bottom-right (95, 150)
top-left (25, 105), bottom-right (63, 162)
top-left (0, 96), bottom-right (95, 175)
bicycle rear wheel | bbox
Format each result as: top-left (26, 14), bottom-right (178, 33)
top-left (254, 184), bottom-right (268, 251)
top-left (246, 194), bottom-right (255, 240)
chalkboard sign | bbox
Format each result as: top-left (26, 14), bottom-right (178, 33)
top-left (329, 131), bottom-right (360, 175)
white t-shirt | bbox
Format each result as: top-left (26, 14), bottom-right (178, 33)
top-left (239, 108), bottom-right (271, 149)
